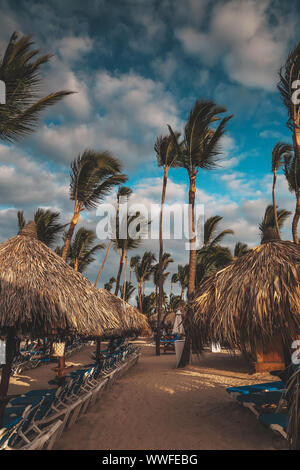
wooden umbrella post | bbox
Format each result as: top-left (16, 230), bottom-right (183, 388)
top-left (96, 338), bottom-right (101, 364)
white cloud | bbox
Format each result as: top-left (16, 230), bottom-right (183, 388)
top-left (176, 0), bottom-right (296, 90)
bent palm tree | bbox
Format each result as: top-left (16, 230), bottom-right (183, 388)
top-left (68, 227), bottom-right (104, 273)
top-left (278, 42), bottom-right (300, 242)
top-left (62, 150), bottom-right (127, 262)
top-left (0, 32), bottom-right (73, 142)
top-left (154, 132), bottom-right (180, 355)
top-left (271, 142), bottom-right (293, 238)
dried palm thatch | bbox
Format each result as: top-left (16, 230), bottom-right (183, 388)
top-left (191, 236), bottom-right (300, 357)
top-left (0, 222), bottom-right (149, 339)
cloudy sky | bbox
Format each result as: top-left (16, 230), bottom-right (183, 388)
top-left (0, 0), bottom-right (299, 297)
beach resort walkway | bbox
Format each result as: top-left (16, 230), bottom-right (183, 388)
top-left (53, 342), bottom-right (280, 450)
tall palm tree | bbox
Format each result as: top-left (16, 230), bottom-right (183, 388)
top-left (154, 132), bottom-right (180, 355)
top-left (278, 42), bottom-right (300, 242)
top-left (284, 153), bottom-right (300, 244)
top-left (259, 204), bottom-right (291, 239)
top-left (0, 32), bottom-right (73, 142)
top-left (61, 150), bottom-right (127, 262)
top-left (104, 277), bottom-right (116, 293)
top-left (271, 142), bottom-right (293, 238)
top-left (17, 209), bottom-right (66, 248)
top-left (233, 242), bottom-right (249, 258)
top-left (133, 251), bottom-right (156, 313)
top-left (170, 101), bottom-right (232, 367)
top-left (169, 100), bottom-right (233, 298)
top-left (94, 186), bottom-right (132, 287)
top-left (68, 227), bottom-right (104, 273)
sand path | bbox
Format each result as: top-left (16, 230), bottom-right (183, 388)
top-left (52, 341), bottom-right (282, 450)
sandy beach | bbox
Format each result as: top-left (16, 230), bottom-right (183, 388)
top-left (7, 340), bottom-right (286, 450)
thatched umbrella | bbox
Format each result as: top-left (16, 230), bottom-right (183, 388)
top-left (0, 222), bottom-right (149, 421)
top-left (191, 229), bottom-right (300, 363)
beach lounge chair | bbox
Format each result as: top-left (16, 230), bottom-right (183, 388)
top-left (160, 334), bottom-right (180, 353)
top-left (236, 390), bottom-right (286, 417)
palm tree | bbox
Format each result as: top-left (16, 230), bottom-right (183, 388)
top-left (233, 242), bottom-right (249, 258)
top-left (61, 150), bottom-right (127, 262)
top-left (169, 100), bottom-right (232, 367)
top-left (17, 209), bottom-right (66, 248)
top-left (169, 101), bottom-right (233, 298)
top-left (259, 204), bottom-right (291, 239)
top-left (203, 215), bottom-right (234, 248)
top-left (278, 42), bottom-right (300, 242)
top-left (138, 292), bottom-right (156, 319)
top-left (113, 213), bottom-right (143, 296)
top-left (154, 132), bottom-right (180, 355)
top-left (104, 277), bottom-right (116, 292)
top-left (271, 142), bottom-right (293, 238)
top-left (173, 264), bottom-right (189, 300)
top-left (119, 281), bottom-right (135, 302)
top-left (133, 251), bottom-right (156, 313)
top-left (0, 32), bottom-right (73, 142)
top-left (94, 186), bottom-right (132, 287)
top-left (68, 227), bottom-right (104, 273)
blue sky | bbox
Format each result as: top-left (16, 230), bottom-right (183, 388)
top-left (0, 0), bottom-right (299, 295)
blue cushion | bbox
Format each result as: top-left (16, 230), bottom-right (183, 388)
top-left (226, 381), bottom-right (284, 395)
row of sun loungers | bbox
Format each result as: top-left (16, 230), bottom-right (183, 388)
top-left (0, 342), bottom-right (140, 450)
top-left (8, 338), bottom-right (85, 376)
top-left (227, 379), bottom-right (289, 440)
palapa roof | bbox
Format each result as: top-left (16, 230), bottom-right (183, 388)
top-left (191, 237), bottom-right (300, 356)
top-left (0, 222), bottom-right (149, 339)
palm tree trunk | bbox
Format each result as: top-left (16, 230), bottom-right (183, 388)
top-left (178, 172), bottom-right (196, 368)
top-left (138, 281), bottom-right (143, 313)
top-left (94, 240), bottom-right (112, 287)
top-left (292, 192), bottom-right (300, 244)
top-left (188, 173), bottom-right (197, 297)
top-left (74, 258), bottom-right (79, 272)
top-left (122, 249), bottom-right (128, 299)
top-left (115, 247), bottom-right (126, 296)
top-left (272, 170), bottom-right (281, 239)
top-left (156, 167), bottom-right (168, 356)
top-left (62, 205), bottom-right (80, 262)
